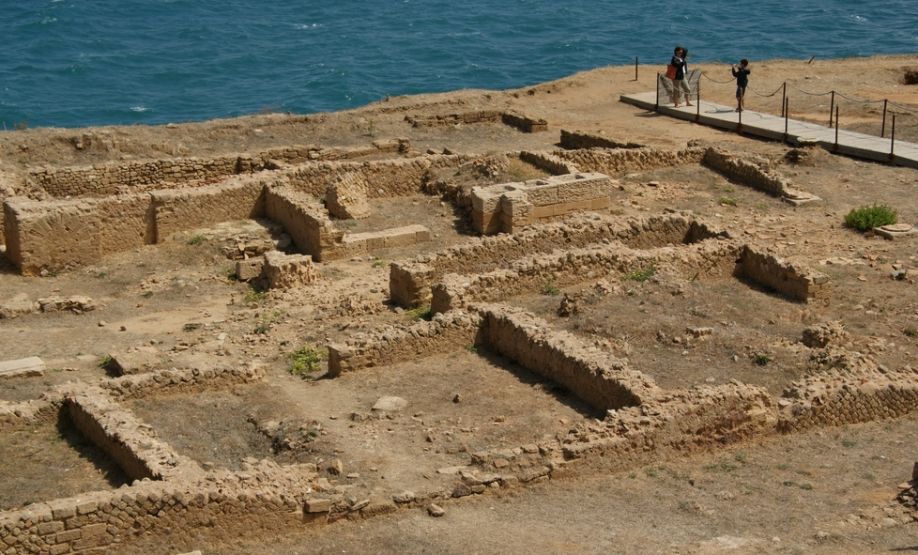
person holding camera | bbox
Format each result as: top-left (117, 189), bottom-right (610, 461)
top-left (670, 46), bottom-right (692, 108)
top-left (732, 59), bottom-right (751, 112)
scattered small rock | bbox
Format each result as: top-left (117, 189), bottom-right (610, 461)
top-left (427, 504), bottom-right (445, 517)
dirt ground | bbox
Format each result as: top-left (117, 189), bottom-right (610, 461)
top-left (0, 55), bottom-right (916, 554)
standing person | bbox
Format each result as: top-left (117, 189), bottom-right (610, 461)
top-left (732, 59), bottom-right (751, 112)
top-left (671, 46), bottom-right (692, 107)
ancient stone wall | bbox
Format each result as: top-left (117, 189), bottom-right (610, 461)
top-left (25, 142), bottom-right (406, 199)
top-left (702, 147), bottom-right (788, 197)
top-left (65, 384), bottom-right (202, 481)
top-left (101, 366), bottom-right (265, 400)
top-left (559, 130), bottom-right (643, 150)
top-left (327, 310), bottom-right (483, 375)
top-left (263, 185), bottom-right (342, 261)
top-left (285, 155), bottom-right (463, 199)
top-left (553, 146), bottom-right (705, 175)
top-left (431, 239), bottom-right (742, 313)
top-left (3, 193), bottom-right (154, 275)
top-left (151, 174), bottom-right (268, 242)
top-left (736, 246), bottom-right (831, 303)
top-left (326, 172), bottom-right (371, 219)
top-left (389, 213), bottom-right (714, 307)
top-left (477, 304), bottom-right (658, 411)
top-left (470, 172), bottom-right (615, 235)
top-left (518, 151), bottom-right (579, 175)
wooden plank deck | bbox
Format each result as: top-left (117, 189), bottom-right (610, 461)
top-left (620, 91), bottom-right (918, 169)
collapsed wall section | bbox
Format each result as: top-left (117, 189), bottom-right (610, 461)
top-left (559, 130), bottom-right (643, 150)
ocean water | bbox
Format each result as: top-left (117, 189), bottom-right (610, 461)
top-left (1, 0), bottom-right (915, 129)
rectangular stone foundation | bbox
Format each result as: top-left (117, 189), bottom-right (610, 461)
top-left (470, 172), bottom-right (614, 235)
top-left (736, 246), bottom-right (830, 303)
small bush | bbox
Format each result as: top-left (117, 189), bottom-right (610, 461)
top-left (719, 196), bottom-right (737, 207)
top-left (753, 353), bottom-right (771, 366)
top-left (541, 281), bottom-right (560, 296)
top-left (405, 305), bottom-right (432, 321)
top-left (844, 204), bottom-right (897, 232)
top-left (625, 265), bottom-right (656, 282)
top-left (289, 346), bottom-right (326, 378)
top-left (902, 326), bottom-right (917, 338)
top-left (97, 355), bottom-right (112, 369)
top-left (187, 234), bottom-right (206, 246)
top-left (243, 289), bottom-right (268, 305)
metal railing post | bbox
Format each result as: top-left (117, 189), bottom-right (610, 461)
top-left (783, 98), bottom-right (789, 141)
top-left (834, 106), bottom-right (840, 152)
top-left (890, 114), bottom-right (896, 161)
top-left (655, 73), bottom-right (660, 111)
top-left (829, 91), bottom-right (835, 126)
top-left (695, 79), bottom-right (700, 122)
top-left (781, 82), bottom-right (786, 117)
top-left (738, 103), bottom-right (743, 131)
top-left (635, 57), bottom-right (639, 81)
top-left (881, 99), bottom-right (888, 137)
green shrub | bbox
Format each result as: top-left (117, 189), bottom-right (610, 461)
top-left (187, 234), bottom-right (206, 246)
top-left (541, 281), bottom-right (560, 296)
top-left (405, 305), bottom-right (432, 321)
top-left (289, 346), bottom-right (326, 378)
top-left (753, 353), bottom-right (771, 366)
top-left (625, 265), bottom-right (656, 282)
top-left (843, 204), bottom-right (897, 232)
top-left (719, 196), bottom-right (737, 207)
top-left (243, 289), bottom-right (268, 305)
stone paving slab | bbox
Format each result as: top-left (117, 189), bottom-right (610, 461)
top-left (620, 91), bottom-right (918, 169)
top-left (0, 356), bottom-right (45, 379)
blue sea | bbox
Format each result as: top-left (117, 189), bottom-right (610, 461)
top-left (1, 0), bottom-right (915, 129)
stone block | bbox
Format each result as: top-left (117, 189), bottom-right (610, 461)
top-left (305, 498), bottom-right (332, 513)
top-left (262, 251), bottom-right (317, 289)
top-left (326, 173), bottom-right (371, 220)
top-left (0, 357), bottom-right (45, 379)
top-left (234, 258), bottom-right (265, 282)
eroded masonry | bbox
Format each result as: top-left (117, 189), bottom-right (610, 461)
top-left (0, 111), bottom-right (915, 555)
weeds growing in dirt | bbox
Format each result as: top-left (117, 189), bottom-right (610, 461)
top-left (289, 345), bottom-right (326, 379)
top-left (625, 265), bottom-right (656, 282)
top-left (752, 353), bottom-right (771, 366)
top-left (844, 204), bottom-right (897, 231)
top-left (903, 326), bottom-right (917, 337)
top-left (244, 289), bottom-right (268, 305)
top-left (541, 281), bottom-right (560, 296)
top-left (405, 305), bottom-right (432, 321)
top-left (187, 234), bottom-right (206, 246)
top-left (372, 259), bottom-right (387, 268)
top-left (97, 355), bottom-right (112, 369)
top-left (719, 196), bottom-right (737, 207)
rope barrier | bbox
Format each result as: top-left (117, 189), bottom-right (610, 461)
top-left (700, 72), bottom-right (735, 85)
top-left (787, 84), bottom-right (834, 97)
top-left (835, 91), bottom-right (886, 105)
top-left (747, 83), bottom-right (785, 98)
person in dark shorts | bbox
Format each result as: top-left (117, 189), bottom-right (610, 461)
top-left (732, 59), bottom-right (751, 112)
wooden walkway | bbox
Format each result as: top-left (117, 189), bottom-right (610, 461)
top-left (620, 91), bottom-right (918, 169)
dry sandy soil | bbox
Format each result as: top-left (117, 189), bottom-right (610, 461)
top-left (0, 55), bottom-right (916, 554)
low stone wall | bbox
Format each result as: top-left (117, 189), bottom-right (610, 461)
top-left (431, 239), bottom-right (741, 313)
top-left (702, 147), bottom-right (789, 197)
top-left (0, 461), bottom-right (317, 555)
top-left (285, 154), bottom-right (463, 199)
top-left (327, 310), bottom-right (483, 375)
top-left (560, 382), bottom-right (777, 461)
top-left (263, 186), bottom-right (342, 262)
top-left (560, 130), bottom-right (643, 150)
top-left (340, 225), bottom-right (431, 257)
top-left (25, 141), bottom-right (406, 199)
top-left (736, 246), bottom-right (830, 303)
top-left (518, 151), bottom-right (579, 175)
top-left (405, 111), bottom-right (546, 133)
top-left (477, 304), bottom-right (658, 411)
top-left (389, 212), bottom-right (715, 307)
top-left (101, 365), bottom-right (265, 400)
top-left (778, 353), bottom-right (918, 431)
top-left (151, 174), bottom-right (267, 241)
top-left (471, 172), bottom-right (615, 235)
top-left (0, 396), bottom-right (62, 431)
top-left (64, 384), bottom-right (202, 481)
top-left (554, 146), bottom-right (705, 175)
